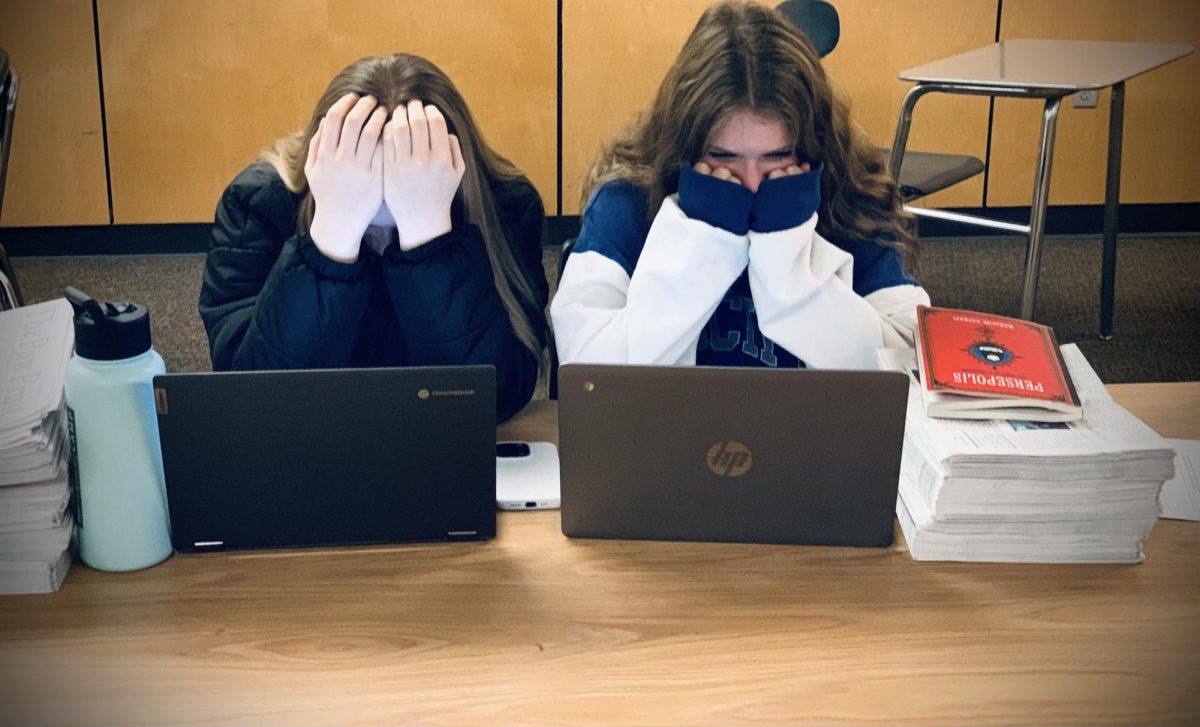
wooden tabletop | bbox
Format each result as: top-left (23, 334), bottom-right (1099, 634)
top-left (1, 384), bottom-right (1198, 726)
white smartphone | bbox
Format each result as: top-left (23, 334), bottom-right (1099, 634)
top-left (496, 441), bottom-right (560, 510)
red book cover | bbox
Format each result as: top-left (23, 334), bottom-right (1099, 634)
top-left (916, 305), bottom-right (1079, 406)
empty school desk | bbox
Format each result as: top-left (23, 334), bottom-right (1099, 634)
top-left (2, 388), bottom-right (1199, 725)
top-left (889, 39), bottom-right (1193, 337)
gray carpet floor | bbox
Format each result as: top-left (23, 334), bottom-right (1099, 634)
top-left (917, 235), bottom-right (1200, 383)
top-left (10, 233), bottom-right (1200, 385)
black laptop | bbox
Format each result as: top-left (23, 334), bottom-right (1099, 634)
top-left (153, 366), bottom-right (496, 552)
top-left (557, 365), bottom-right (909, 547)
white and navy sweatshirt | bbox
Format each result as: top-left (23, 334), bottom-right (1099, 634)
top-left (551, 165), bottom-right (930, 369)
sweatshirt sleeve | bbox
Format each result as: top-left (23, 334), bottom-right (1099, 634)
top-left (550, 175), bottom-right (751, 366)
top-left (199, 164), bottom-right (375, 371)
top-left (745, 168), bottom-right (931, 370)
top-left (377, 180), bottom-right (547, 422)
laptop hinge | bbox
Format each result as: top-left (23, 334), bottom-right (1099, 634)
top-left (192, 540), bottom-right (225, 551)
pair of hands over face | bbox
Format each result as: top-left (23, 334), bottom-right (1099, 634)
top-left (692, 160), bottom-right (812, 191)
top-left (306, 93), bottom-right (466, 262)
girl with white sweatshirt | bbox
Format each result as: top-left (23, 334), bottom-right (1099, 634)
top-left (551, 1), bottom-right (930, 371)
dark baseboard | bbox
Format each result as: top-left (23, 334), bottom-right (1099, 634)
top-left (546, 203), bottom-right (1200, 245)
top-left (544, 203), bottom-right (1200, 245)
top-left (2, 203), bottom-right (1196, 256)
top-left (0, 223), bottom-right (212, 256)
top-left (913, 202), bottom-right (1200, 239)
top-left (543, 215), bottom-right (581, 248)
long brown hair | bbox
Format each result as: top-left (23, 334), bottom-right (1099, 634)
top-left (584, 0), bottom-right (917, 266)
top-left (262, 53), bottom-right (546, 365)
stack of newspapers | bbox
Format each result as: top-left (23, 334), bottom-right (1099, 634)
top-left (879, 343), bottom-right (1176, 563)
top-left (0, 299), bottom-right (76, 594)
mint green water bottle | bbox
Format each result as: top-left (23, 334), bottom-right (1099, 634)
top-left (63, 287), bottom-right (172, 571)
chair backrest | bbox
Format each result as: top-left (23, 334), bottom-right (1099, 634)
top-left (0, 48), bottom-right (24, 310)
top-left (1, 49), bottom-right (17, 225)
top-left (776, 0), bottom-right (840, 58)
top-left (547, 237), bottom-right (577, 400)
top-left (0, 248), bottom-right (19, 310)
top-left (774, 3), bottom-right (983, 201)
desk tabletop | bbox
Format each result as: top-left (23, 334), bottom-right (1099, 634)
top-left (900, 39), bottom-right (1194, 91)
top-left (1, 384), bottom-right (1198, 725)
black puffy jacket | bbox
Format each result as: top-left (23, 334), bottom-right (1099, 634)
top-left (199, 162), bottom-right (548, 422)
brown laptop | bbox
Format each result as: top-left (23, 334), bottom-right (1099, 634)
top-left (557, 364), bottom-right (909, 547)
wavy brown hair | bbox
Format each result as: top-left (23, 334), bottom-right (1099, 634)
top-left (262, 53), bottom-right (546, 366)
top-left (584, 0), bottom-right (917, 267)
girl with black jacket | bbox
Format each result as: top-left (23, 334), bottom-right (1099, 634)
top-left (200, 54), bottom-right (548, 422)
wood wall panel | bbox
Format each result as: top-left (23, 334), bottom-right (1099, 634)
top-left (823, 1), bottom-right (996, 209)
top-left (97, 0), bottom-right (557, 223)
top-left (562, 0), bottom-right (707, 215)
top-left (562, 0), bottom-right (996, 215)
top-left (989, 0), bottom-right (1200, 206)
top-left (6, 1), bottom-right (1196, 228)
top-left (0, 0), bottom-right (109, 227)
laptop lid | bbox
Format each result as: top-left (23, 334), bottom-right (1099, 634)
top-left (154, 366), bottom-right (496, 552)
top-left (558, 365), bottom-right (908, 547)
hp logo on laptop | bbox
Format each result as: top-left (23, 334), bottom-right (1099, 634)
top-left (707, 441), bottom-right (752, 477)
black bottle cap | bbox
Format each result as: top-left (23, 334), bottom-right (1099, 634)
top-left (65, 286), bottom-right (153, 361)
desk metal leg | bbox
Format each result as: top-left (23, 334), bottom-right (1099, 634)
top-left (1019, 96), bottom-right (1062, 320)
top-left (1099, 82), bottom-right (1125, 340)
top-left (888, 85), bottom-right (935, 180)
